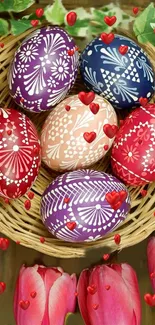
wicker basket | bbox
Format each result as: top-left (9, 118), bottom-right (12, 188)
top-left (0, 3), bottom-right (155, 258)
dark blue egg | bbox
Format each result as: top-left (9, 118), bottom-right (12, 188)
top-left (80, 34), bottom-right (155, 109)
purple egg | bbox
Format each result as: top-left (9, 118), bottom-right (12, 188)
top-left (41, 169), bottom-right (130, 243)
top-left (8, 26), bottom-right (79, 113)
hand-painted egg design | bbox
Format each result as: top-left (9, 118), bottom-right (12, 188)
top-left (41, 94), bottom-right (117, 171)
top-left (80, 34), bottom-right (155, 109)
top-left (111, 104), bottom-right (155, 185)
top-left (41, 169), bottom-right (130, 243)
top-left (8, 26), bottom-right (79, 113)
top-left (0, 108), bottom-right (41, 199)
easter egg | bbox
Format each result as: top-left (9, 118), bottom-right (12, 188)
top-left (41, 169), bottom-right (130, 243)
top-left (0, 107), bottom-right (41, 199)
top-left (41, 94), bottom-right (117, 171)
top-left (111, 104), bottom-right (155, 185)
top-left (8, 26), bottom-right (79, 113)
top-left (80, 34), bottom-right (155, 109)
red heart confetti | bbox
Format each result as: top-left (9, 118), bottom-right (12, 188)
top-left (67, 49), bottom-right (74, 56)
top-left (103, 124), bottom-right (118, 138)
top-left (66, 12), bottom-right (77, 26)
top-left (0, 282), bottom-right (6, 294)
top-left (104, 144), bottom-right (109, 151)
top-left (78, 91), bottom-right (95, 105)
top-left (24, 199), bottom-right (31, 210)
top-left (64, 197), bottom-right (70, 204)
top-left (31, 20), bottom-right (39, 27)
top-left (65, 105), bottom-right (71, 112)
top-left (100, 32), bottom-right (115, 44)
top-left (0, 238), bottom-right (10, 251)
top-left (0, 42), bottom-right (4, 48)
top-left (0, 132), bottom-right (3, 140)
top-left (112, 201), bottom-right (122, 210)
top-left (20, 97), bottom-right (24, 103)
top-left (35, 8), bottom-right (44, 18)
top-left (119, 190), bottom-right (127, 202)
top-left (83, 132), bottom-right (96, 143)
top-left (16, 241), bottom-right (20, 245)
top-left (138, 138), bottom-right (143, 144)
top-left (133, 7), bottom-right (139, 15)
top-left (103, 254), bottom-right (110, 261)
top-left (114, 234), bottom-right (121, 245)
top-left (30, 291), bottom-right (37, 298)
top-left (89, 102), bottom-right (100, 114)
top-left (144, 293), bottom-right (155, 307)
top-left (105, 285), bottom-right (111, 290)
top-left (75, 46), bottom-right (79, 51)
top-left (33, 147), bottom-right (39, 155)
top-left (66, 222), bottom-right (76, 231)
top-left (19, 300), bottom-right (30, 310)
top-left (4, 198), bottom-right (10, 204)
top-left (28, 191), bottom-right (34, 200)
top-left (140, 189), bottom-right (147, 197)
top-left (92, 304), bottom-right (99, 310)
top-left (119, 45), bottom-right (128, 55)
top-left (104, 16), bottom-right (117, 26)
top-left (7, 129), bottom-right (12, 136)
top-left (87, 285), bottom-right (97, 295)
top-left (75, 291), bottom-right (78, 297)
top-left (150, 272), bottom-right (155, 279)
top-left (139, 97), bottom-right (148, 107)
top-left (106, 190), bottom-right (127, 210)
top-left (40, 237), bottom-right (45, 244)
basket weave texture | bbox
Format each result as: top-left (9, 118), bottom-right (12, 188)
top-left (0, 25), bottom-right (155, 258)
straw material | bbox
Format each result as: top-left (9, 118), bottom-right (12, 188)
top-left (0, 26), bottom-right (155, 258)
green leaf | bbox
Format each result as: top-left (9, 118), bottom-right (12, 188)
top-left (133, 2), bottom-right (155, 45)
top-left (65, 312), bottom-right (85, 325)
top-left (10, 19), bottom-right (32, 35)
top-left (0, 18), bottom-right (9, 35)
top-left (44, 0), bottom-right (67, 25)
top-left (0, 0), bottom-right (35, 12)
top-left (65, 18), bottom-right (90, 37)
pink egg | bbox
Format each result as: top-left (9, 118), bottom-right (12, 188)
top-left (111, 104), bottom-right (155, 186)
top-left (0, 108), bottom-right (41, 198)
top-left (41, 94), bottom-right (117, 171)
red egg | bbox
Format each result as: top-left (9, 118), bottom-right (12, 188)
top-left (0, 108), bottom-right (41, 198)
top-left (111, 104), bottom-right (155, 186)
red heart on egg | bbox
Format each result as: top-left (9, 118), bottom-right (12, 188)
top-left (139, 97), bottom-right (148, 107)
top-left (66, 222), bottom-right (76, 231)
top-left (104, 16), bottom-right (117, 26)
top-left (119, 45), bottom-right (128, 55)
top-left (67, 49), bottom-right (74, 56)
top-left (66, 12), bottom-right (77, 26)
top-left (100, 33), bottom-right (115, 44)
top-left (19, 300), bottom-right (30, 310)
top-left (78, 91), bottom-right (95, 105)
top-left (103, 124), bottom-right (118, 138)
top-left (89, 102), bottom-right (100, 114)
top-left (119, 190), bottom-right (127, 202)
top-left (83, 132), bottom-right (96, 143)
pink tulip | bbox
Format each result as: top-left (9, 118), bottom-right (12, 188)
top-left (14, 265), bottom-right (77, 325)
top-left (147, 237), bottom-right (155, 292)
top-left (78, 263), bottom-right (141, 325)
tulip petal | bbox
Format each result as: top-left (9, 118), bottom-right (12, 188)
top-left (87, 265), bottom-right (139, 325)
top-left (147, 237), bottom-right (155, 292)
top-left (14, 266), bottom-right (46, 325)
top-left (48, 273), bottom-right (77, 325)
top-left (78, 269), bottom-right (92, 325)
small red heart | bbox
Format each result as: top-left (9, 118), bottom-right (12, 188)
top-left (7, 129), bottom-right (12, 136)
top-left (105, 192), bottom-right (120, 205)
top-left (33, 147), bottom-right (39, 155)
top-left (35, 8), bottom-right (44, 18)
top-left (92, 304), bottom-right (99, 310)
top-left (114, 234), bottom-right (121, 245)
top-left (66, 222), bottom-right (76, 231)
top-left (138, 138), bottom-right (143, 144)
top-left (89, 102), bottom-right (100, 114)
top-left (103, 254), bottom-right (110, 261)
top-left (65, 105), bottom-right (71, 112)
top-left (40, 237), bottom-right (45, 243)
top-left (104, 144), bottom-right (109, 151)
top-left (66, 12), bottom-right (77, 26)
top-left (119, 45), bottom-right (128, 55)
top-left (30, 291), bottom-right (37, 298)
top-left (105, 285), bottom-right (111, 290)
top-left (19, 300), bottom-right (30, 310)
top-left (119, 190), bottom-right (127, 202)
top-left (103, 124), bottom-right (118, 138)
top-left (75, 291), bottom-right (78, 297)
top-left (119, 120), bottom-right (124, 126)
top-left (83, 132), bottom-right (96, 143)
top-left (24, 199), bottom-right (31, 210)
top-left (0, 42), bottom-right (4, 48)
top-left (0, 238), bottom-right (10, 251)
top-left (4, 198), bottom-right (10, 204)
top-left (78, 91), bottom-right (95, 105)
top-left (67, 49), bottom-right (74, 56)
top-left (144, 293), bottom-right (155, 307)
top-left (100, 33), bottom-right (115, 44)
top-left (28, 191), bottom-right (34, 200)
top-left (20, 97), bottom-right (24, 103)
top-left (140, 189), bottom-right (147, 197)
top-left (133, 7), bottom-right (139, 15)
top-left (16, 241), bottom-right (20, 245)
top-left (75, 46), bottom-right (79, 51)
top-left (64, 197), bottom-right (70, 204)
top-left (0, 282), bottom-right (6, 294)
top-left (31, 20), bottom-right (39, 27)
top-left (112, 201), bottom-right (122, 210)
top-left (139, 97), bottom-right (148, 107)
top-left (104, 16), bottom-right (117, 26)
top-left (87, 285), bottom-right (97, 295)
top-left (150, 272), bottom-right (155, 279)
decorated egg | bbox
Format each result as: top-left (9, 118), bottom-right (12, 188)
top-left (80, 34), bottom-right (155, 109)
top-left (41, 94), bottom-right (117, 171)
top-left (111, 104), bottom-right (155, 185)
top-left (41, 169), bottom-right (130, 243)
top-left (0, 107), bottom-right (41, 199)
top-left (8, 26), bottom-right (79, 113)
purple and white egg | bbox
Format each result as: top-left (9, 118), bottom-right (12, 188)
top-left (40, 169), bottom-right (131, 243)
top-left (8, 26), bottom-right (79, 113)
